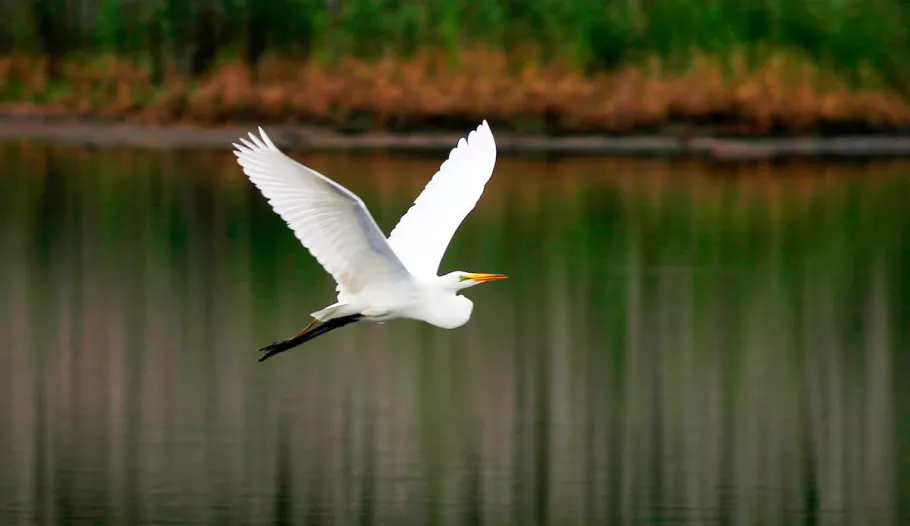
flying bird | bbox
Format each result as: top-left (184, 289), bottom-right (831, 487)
top-left (233, 121), bottom-right (507, 362)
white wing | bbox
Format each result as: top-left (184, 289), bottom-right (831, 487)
top-left (233, 128), bottom-right (412, 297)
top-left (386, 120), bottom-right (497, 277)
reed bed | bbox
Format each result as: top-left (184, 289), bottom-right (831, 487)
top-left (1, 48), bottom-right (909, 135)
top-left (0, 0), bottom-right (907, 134)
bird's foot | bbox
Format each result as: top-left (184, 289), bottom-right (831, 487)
top-left (258, 340), bottom-right (288, 354)
top-left (258, 339), bottom-right (294, 362)
top-left (257, 319), bottom-right (320, 362)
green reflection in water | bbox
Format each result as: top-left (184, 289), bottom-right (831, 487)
top-left (0, 143), bottom-right (908, 525)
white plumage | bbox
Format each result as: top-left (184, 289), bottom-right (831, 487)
top-left (387, 122), bottom-right (498, 277)
top-left (233, 121), bottom-right (507, 361)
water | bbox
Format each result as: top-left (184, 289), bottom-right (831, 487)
top-left (0, 142), bottom-right (908, 525)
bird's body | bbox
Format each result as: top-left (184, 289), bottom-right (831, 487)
top-left (313, 275), bottom-right (473, 328)
top-left (233, 121), bottom-right (506, 361)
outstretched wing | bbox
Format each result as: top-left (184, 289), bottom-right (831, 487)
top-left (386, 120), bottom-right (497, 277)
top-left (234, 128), bottom-right (412, 296)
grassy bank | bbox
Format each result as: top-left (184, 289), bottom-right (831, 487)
top-left (1, 0), bottom-right (908, 135)
top-left (3, 49), bottom-right (909, 136)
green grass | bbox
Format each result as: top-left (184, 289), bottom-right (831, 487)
top-left (0, 0), bottom-right (907, 90)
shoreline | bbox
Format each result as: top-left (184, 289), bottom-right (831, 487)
top-left (3, 50), bottom-right (910, 159)
top-left (3, 114), bottom-right (910, 160)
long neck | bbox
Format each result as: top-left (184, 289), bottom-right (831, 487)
top-left (418, 286), bottom-right (473, 329)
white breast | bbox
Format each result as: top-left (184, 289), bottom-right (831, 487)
top-left (407, 289), bottom-right (474, 329)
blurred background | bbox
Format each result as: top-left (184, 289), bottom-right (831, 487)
top-left (1, 0), bottom-right (909, 132)
top-left (1, 2), bottom-right (909, 526)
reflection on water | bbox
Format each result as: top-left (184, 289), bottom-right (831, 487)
top-left (0, 143), bottom-right (908, 525)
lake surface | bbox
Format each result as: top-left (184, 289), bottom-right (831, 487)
top-left (0, 142), bottom-right (908, 525)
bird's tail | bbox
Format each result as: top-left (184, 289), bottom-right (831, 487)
top-left (310, 302), bottom-right (353, 322)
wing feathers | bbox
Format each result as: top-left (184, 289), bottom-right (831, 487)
top-left (386, 120), bottom-right (497, 277)
top-left (234, 129), bottom-right (412, 297)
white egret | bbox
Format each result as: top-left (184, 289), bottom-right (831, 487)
top-left (233, 121), bottom-right (507, 361)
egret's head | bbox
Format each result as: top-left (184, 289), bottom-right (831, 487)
top-left (443, 271), bottom-right (509, 291)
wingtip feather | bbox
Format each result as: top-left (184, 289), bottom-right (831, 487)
top-left (259, 126), bottom-right (278, 150)
top-left (466, 119), bottom-right (495, 153)
top-left (248, 131), bottom-right (265, 149)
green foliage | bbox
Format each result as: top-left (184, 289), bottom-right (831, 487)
top-left (0, 0), bottom-right (906, 88)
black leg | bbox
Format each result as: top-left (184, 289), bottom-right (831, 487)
top-left (258, 314), bottom-right (363, 362)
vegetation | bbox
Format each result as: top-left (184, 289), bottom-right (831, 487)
top-left (0, 0), bottom-right (908, 134)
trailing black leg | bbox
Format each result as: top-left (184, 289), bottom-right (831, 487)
top-left (257, 314), bottom-right (363, 362)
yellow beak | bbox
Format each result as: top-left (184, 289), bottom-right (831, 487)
top-left (464, 273), bottom-right (509, 283)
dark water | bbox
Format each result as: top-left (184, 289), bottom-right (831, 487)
top-left (0, 142), bottom-right (908, 525)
